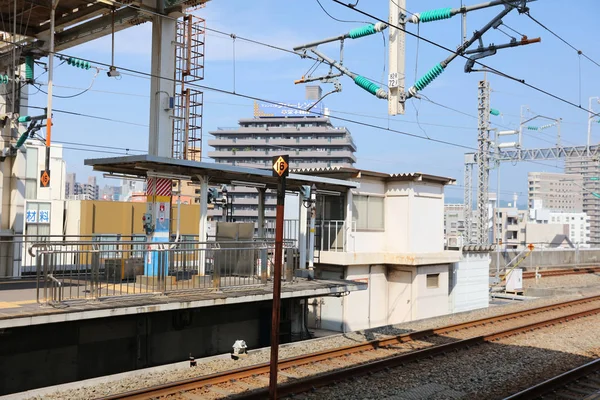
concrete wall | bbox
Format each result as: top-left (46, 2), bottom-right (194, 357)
top-left (350, 179), bottom-right (446, 254)
top-left (450, 253), bottom-right (490, 313)
top-left (413, 264), bottom-right (450, 320)
top-left (0, 299), bottom-right (303, 395)
top-left (490, 248), bottom-right (600, 271)
top-left (525, 223), bottom-right (569, 247)
top-left (342, 265), bottom-right (388, 331)
top-left (312, 263), bottom-right (451, 333)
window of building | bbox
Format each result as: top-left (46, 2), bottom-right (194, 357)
top-left (352, 194), bottom-right (384, 230)
top-left (25, 202), bottom-right (51, 237)
top-left (426, 273), bottom-right (440, 288)
top-left (25, 146), bottom-right (38, 199)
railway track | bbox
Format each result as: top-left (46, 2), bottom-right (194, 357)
top-left (98, 295), bottom-right (600, 400)
top-left (504, 358), bottom-right (600, 400)
top-left (494, 266), bottom-right (600, 280)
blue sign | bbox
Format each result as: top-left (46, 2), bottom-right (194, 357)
top-left (253, 100), bottom-right (324, 117)
top-left (39, 210), bottom-right (50, 224)
top-left (26, 210), bottom-right (37, 223)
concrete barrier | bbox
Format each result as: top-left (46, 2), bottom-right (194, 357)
top-left (489, 248), bottom-right (600, 272)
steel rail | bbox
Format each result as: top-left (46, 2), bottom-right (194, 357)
top-left (97, 295), bottom-right (600, 400)
top-left (234, 307), bottom-right (600, 400)
top-left (521, 267), bottom-right (600, 279)
top-left (502, 358), bottom-right (600, 400)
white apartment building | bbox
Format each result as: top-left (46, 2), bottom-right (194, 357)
top-left (529, 199), bottom-right (590, 246)
top-left (549, 212), bottom-right (590, 246)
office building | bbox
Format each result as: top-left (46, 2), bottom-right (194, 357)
top-left (565, 157), bottom-right (600, 245)
top-left (528, 172), bottom-right (583, 212)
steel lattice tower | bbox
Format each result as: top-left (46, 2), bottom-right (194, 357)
top-left (476, 80), bottom-right (491, 244)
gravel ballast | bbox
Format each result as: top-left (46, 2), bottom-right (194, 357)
top-left (19, 281), bottom-right (600, 400)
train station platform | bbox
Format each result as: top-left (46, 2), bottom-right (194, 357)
top-left (0, 277), bottom-right (365, 329)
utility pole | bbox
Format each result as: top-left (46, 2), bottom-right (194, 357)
top-left (269, 154), bottom-right (289, 400)
top-left (388, 0), bottom-right (406, 115)
top-left (477, 79), bottom-right (491, 244)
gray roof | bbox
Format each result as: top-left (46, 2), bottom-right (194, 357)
top-left (291, 166), bottom-right (456, 185)
top-left (84, 155), bottom-right (359, 192)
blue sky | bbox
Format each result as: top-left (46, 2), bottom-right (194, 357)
top-left (27, 0), bottom-right (600, 204)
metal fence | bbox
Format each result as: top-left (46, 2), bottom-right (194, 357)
top-left (25, 239), bottom-right (297, 305)
top-left (316, 220), bottom-right (355, 252)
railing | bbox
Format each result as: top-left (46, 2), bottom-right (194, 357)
top-left (316, 220), bottom-right (355, 252)
top-left (27, 239), bottom-right (298, 306)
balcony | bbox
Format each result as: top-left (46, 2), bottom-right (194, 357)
top-left (208, 149), bottom-right (357, 162)
top-left (207, 135), bottom-right (356, 150)
top-left (210, 126), bottom-right (350, 135)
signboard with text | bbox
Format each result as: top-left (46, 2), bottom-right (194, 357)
top-left (253, 100), bottom-right (324, 117)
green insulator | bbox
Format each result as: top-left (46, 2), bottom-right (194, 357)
top-left (349, 24), bottom-right (376, 39)
top-left (419, 7), bottom-right (453, 23)
top-left (67, 57), bottom-right (75, 66)
top-left (354, 75), bottom-right (380, 96)
top-left (527, 126), bottom-right (538, 131)
top-left (25, 55), bottom-right (34, 80)
top-left (18, 116), bottom-right (31, 123)
top-left (414, 63), bottom-right (444, 91)
top-left (15, 131), bottom-right (28, 148)
top-left (0, 75), bottom-right (7, 84)
top-left (490, 108), bottom-right (500, 116)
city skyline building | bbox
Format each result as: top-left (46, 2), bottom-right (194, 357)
top-left (565, 157), bottom-right (600, 246)
top-left (528, 172), bottom-right (583, 213)
top-left (207, 86), bottom-right (356, 226)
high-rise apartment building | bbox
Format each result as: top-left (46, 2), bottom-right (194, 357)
top-left (207, 86), bottom-right (356, 225)
top-left (84, 176), bottom-right (99, 200)
top-left (65, 173), bottom-right (77, 198)
top-left (528, 172), bottom-right (583, 212)
top-left (565, 157), bottom-right (600, 245)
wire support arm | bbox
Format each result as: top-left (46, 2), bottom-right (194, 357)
top-left (407, 3), bottom-right (517, 99)
top-left (407, 0), bottom-right (535, 24)
top-left (309, 47), bottom-right (388, 99)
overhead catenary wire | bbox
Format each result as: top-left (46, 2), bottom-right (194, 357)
top-left (0, 13), bottom-right (578, 169)
top-left (333, 1), bottom-right (600, 119)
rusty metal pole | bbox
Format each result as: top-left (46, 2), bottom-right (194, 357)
top-left (269, 155), bottom-right (289, 400)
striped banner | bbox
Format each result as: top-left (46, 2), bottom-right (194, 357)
top-left (146, 177), bottom-right (172, 197)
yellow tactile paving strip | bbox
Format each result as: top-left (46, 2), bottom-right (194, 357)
top-left (0, 300), bottom-right (38, 309)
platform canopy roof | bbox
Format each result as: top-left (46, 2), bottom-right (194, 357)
top-left (85, 154), bottom-right (359, 193)
top-left (292, 166), bottom-right (456, 185)
top-left (0, 0), bottom-right (209, 70)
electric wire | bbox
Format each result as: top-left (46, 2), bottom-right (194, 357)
top-left (27, 105), bottom-right (148, 127)
top-left (523, 10), bottom-right (600, 70)
top-left (333, 1), bottom-right (600, 119)
top-left (314, 0), bottom-right (370, 24)
top-left (33, 67), bottom-right (100, 99)
top-left (0, 12), bottom-right (582, 169)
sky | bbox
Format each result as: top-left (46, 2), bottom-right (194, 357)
top-left (25, 0), bottom-right (600, 204)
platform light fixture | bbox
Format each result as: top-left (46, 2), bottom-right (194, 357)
top-left (103, 173), bottom-right (146, 182)
top-left (146, 171), bottom-right (191, 180)
top-left (230, 180), bottom-right (266, 189)
top-left (315, 189), bottom-right (341, 196)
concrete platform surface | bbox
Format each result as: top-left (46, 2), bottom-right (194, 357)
top-left (0, 278), bottom-right (366, 329)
